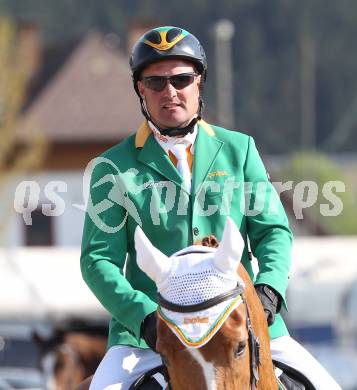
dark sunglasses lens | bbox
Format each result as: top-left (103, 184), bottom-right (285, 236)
top-left (170, 74), bottom-right (195, 90)
top-left (142, 73), bottom-right (196, 92)
top-left (144, 77), bottom-right (166, 92)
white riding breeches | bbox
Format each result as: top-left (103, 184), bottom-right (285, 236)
top-left (89, 336), bottom-right (341, 390)
top-left (89, 346), bottom-right (162, 390)
top-left (270, 336), bottom-right (341, 390)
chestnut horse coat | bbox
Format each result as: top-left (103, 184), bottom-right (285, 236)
top-left (81, 120), bottom-right (292, 349)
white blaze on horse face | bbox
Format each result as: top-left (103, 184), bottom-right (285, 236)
top-left (135, 225), bottom-right (172, 286)
top-left (188, 349), bottom-right (217, 390)
top-left (213, 217), bottom-right (244, 275)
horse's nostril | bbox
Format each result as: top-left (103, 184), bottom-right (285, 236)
top-left (234, 341), bottom-right (247, 358)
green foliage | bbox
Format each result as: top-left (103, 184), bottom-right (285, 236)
top-left (0, 17), bottom-right (47, 182)
top-left (0, 17), bottom-right (47, 240)
top-left (278, 151), bottom-right (357, 235)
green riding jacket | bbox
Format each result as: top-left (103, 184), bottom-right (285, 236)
top-left (80, 120), bottom-right (293, 349)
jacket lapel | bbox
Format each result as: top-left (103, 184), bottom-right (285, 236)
top-left (192, 122), bottom-right (224, 196)
top-left (137, 129), bottom-right (186, 192)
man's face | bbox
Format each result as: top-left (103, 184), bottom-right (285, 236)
top-left (137, 59), bottom-right (201, 129)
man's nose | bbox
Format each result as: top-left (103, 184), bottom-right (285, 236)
top-left (162, 80), bottom-right (177, 96)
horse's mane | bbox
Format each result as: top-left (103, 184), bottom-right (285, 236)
top-left (53, 318), bottom-right (108, 336)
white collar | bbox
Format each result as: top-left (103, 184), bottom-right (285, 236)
top-left (148, 121), bottom-right (198, 155)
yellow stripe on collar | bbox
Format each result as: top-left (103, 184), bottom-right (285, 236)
top-left (135, 121), bottom-right (152, 148)
top-left (199, 119), bottom-right (215, 136)
top-left (134, 120), bottom-right (215, 149)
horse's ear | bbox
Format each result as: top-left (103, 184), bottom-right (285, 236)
top-left (213, 217), bottom-right (245, 274)
top-left (134, 225), bottom-right (172, 285)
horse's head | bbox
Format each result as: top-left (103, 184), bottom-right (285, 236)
top-left (135, 217), bottom-right (262, 390)
top-left (33, 327), bottom-right (107, 390)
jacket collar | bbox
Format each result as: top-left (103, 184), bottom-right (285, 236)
top-left (135, 121), bottom-right (152, 148)
top-left (191, 123), bottom-right (223, 196)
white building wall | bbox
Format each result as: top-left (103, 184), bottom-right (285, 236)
top-left (3, 170), bottom-right (88, 247)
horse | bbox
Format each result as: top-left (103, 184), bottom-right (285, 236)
top-left (135, 217), bottom-right (278, 390)
top-left (33, 319), bottom-right (107, 389)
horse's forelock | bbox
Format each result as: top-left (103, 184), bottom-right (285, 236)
top-left (195, 235), bottom-right (219, 248)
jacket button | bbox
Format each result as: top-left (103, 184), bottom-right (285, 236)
top-left (193, 227), bottom-right (199, 236)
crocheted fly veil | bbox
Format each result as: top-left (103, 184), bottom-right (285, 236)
top-left (135, 217), bottom-right (245, 348)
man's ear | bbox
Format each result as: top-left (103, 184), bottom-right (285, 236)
top-left (195, 74), bottom-right (202, 94)
top-left (137, 80), bottom-right (145, 98)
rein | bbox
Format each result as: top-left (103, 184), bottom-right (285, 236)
top-left (243, 296), bottom-right (261, 390)
top-left (158, 284), bottom-right (261, 390)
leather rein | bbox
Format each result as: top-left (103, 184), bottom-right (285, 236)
top-left (158, 284), bottom-right (261, 390)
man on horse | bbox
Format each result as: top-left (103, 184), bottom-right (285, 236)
top-left (80, 26), bottom-right (341, 389)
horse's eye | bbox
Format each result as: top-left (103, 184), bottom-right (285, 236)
top-left (234, 341), bottom-right (247, 358)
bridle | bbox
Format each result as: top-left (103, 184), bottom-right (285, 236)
top-left (243, 295), bottom-right (261, 390)
top-left (158, 284), bottom-right (261, 390)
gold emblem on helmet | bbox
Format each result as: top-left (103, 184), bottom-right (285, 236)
top-left (144, 30), bottom-right (185, 51)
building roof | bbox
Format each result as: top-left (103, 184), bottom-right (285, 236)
top-left (19, 31), bottom-right (143, 142)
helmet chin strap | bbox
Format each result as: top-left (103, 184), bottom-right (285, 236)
top-left (140, 97), bottom-right (203, 137)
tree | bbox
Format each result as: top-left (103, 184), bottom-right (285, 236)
top-left (0, 17), bottom-right (47, 241)
top-left (277, 151), bottom-right (357, 235)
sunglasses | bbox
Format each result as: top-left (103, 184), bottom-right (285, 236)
top-left (140, 72), bottom-right (198, 92)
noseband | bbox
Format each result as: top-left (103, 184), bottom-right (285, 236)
top-left (158, 284), bottom-right (261, 390)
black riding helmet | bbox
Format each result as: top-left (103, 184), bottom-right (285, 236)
top-left (130, 26), bottom-right (207, 136)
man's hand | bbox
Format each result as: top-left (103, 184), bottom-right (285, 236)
top-left (255, 284), bottom-right (281, 326)
top-left (141, 312), bottom-right (158, 352)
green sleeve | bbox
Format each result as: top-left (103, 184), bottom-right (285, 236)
top-left (80, 158), bottom-right (157, 341)
top-left (244, 137), bottom-right (293, 307)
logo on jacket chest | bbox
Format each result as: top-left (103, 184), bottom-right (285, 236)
top-left (142, 180), bottom-right (169, 190)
